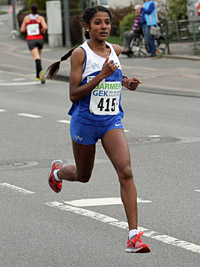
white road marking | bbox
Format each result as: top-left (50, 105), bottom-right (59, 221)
top-left (13, 78), bottom-right (26, 81)
top-left (0, 183), bottom-right (34, 195)
top-left (124, 129), bottom-right (130, 133)
top-left (46, 201), bottom-right (200, 254)
top-left (18, 113), bottom-right (42, 118)
top-left (148, 135), bottom-right (161, 138)
top-left (64, 197), bottom-right (151, 207)
top-left (0, 109), bottom-right (6, 112)
top-left (195, 190), bottom-right (200, 192)
top-left (0, 81), bottom-right (40, 86)
top-left (57, 120), bottom-right (70, 124)
top-left (178, 137), bottom-right (200, 144)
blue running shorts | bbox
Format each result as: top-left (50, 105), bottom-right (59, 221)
top-left (70, 118), bottom-right (124, 145)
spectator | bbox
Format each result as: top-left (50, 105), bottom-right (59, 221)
top-left (122, 5), bottom-right (142, 56)
top-left (140, 0), bottom-right (158, 57)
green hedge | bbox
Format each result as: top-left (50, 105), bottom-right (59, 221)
top-left (119, 11), bottom-right (135, 39)
top-left (26, 0), bottom-right (46, 11)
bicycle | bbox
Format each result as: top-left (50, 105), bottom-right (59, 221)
top-left (129, 32), bottom-right (167, 57)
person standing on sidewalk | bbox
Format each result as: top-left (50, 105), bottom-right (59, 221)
top-left (140, 0), bottom-right (158, 57)
top-left (20, 3), bottom-right (47, 83)
top-left (47, 5), bottom-right (150, 254)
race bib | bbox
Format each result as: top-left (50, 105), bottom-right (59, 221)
top-left (89, 77), bottom-right (122, 115)
top-left (27, 24), bottom-right (39, 36)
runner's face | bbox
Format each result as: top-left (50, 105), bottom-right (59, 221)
top-left (89, 12), bottom-right (111, 41)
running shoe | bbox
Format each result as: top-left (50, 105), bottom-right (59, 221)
top-left (125, 231), bottom-right (150, 253)
top-left (48, 160), bottom-right (63, 193)
top-left (39, 70), bottom-right (46, 84)
top-left (35, 78), bottom-right (40, 82)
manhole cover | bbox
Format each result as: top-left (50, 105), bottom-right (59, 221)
top-left (0, 161), bottom-right (38, 170)
top-left (127, 137), bottom-right (160, 144)
top-left (126, 136), bottom-right (179, 145)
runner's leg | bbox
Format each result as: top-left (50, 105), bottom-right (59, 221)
top-left (30, 47), bottom-right (42, 78)
top-left (56, 139), bottom-right (96, 183)
top-left (38, 49), bottom-right (42, 58)
top-left (30, 47), bottom-right (41, 60)
top-left (101, 128), bottom-right (137, 230)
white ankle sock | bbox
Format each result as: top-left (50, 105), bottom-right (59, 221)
top-left (129, 229), bottom-right (139, 239)
top-left (53, 169), bottom-right (62, 182)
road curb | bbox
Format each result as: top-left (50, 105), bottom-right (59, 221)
top-left (164, 54), bottom-right (200, 61)
top-left (138, 86), bottom-right (200, 98)
top-left (53, 74), bottom-right (69, 82)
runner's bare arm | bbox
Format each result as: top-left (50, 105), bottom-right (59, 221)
top-left (69, 49), bottom-right (119, 103)
top-left (20, 16), bottom-right (29, 32)
top-left (39, 16), bottom-right (47, 33)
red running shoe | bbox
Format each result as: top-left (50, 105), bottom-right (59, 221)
top-left (48, 160), bottom-right (63, 193)
top-left (125, 231), bottom-right (150, 253)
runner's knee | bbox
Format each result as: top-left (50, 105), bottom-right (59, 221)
top-left (77, 173), bottom-right (92, 183)
top-left (118, 165), bottom-right (133, 184)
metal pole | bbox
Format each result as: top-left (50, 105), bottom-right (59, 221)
top-left (192, 21), bottom-right (197, 56)
top-left (82, 0), bottom-right (87, 42)
top-left (165, 19), bottom-right (170, 55)
top-left (12, 0), bottom-right (17, 30)
top-left (82, 0), bottom-right (87, 11)
top-left (63, 0), bottom-right (72, 48)
top-left (175, 20), bottom-right (180, 41)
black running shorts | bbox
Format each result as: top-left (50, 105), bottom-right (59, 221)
top-left (27, 39), bottom-right (44, 51)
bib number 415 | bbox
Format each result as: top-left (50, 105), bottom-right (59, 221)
top-left (97, 98), bottom-right (116, 112)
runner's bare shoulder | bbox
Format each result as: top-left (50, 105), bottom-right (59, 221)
top-left (112, 44), bottom-right (122, 56)
top-left (71, 47), bottom-right (85, 65)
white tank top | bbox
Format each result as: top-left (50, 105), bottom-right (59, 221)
top-left (81, 41), bottom-right (122, 115)
top-left (29, 14), bottom-right (38, 20)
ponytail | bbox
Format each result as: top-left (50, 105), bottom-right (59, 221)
top-left (46, 48), bottom-right (75, 79)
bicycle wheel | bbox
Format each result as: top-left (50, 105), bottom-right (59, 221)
top-left (130, 37), bottom-right (147, 57)
top-left (155, 35), bottom-right (167, 55)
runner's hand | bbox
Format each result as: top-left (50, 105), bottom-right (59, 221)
top-left (123, 77), bottom-right (142, 91)
top-left (101, 57), bottom-right (119, 78)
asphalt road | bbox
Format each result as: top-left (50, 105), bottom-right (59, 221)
top-left (0, 74), bottom-right (200, 267)
top-left (0, 6), bottom-right (200, 267)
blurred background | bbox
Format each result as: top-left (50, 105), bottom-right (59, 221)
top-left (0, 0), bottom-right (200, 56)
